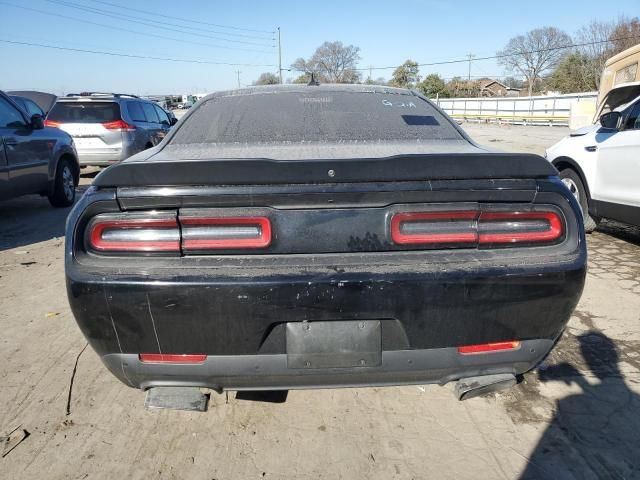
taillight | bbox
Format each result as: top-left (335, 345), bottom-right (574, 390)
top-left (139, 354), bottom-right (207, 363)
top-left (391, 209), bottom-right (563, 248)
top-left (391, 211), bottom-right (478, 245)
top-left (44, 119), bottom-right (61, 128)
top-left (88, 215), bottom-right (180, 253)
top-left (102, 119), bottom-right (136, 131)
top-left (458, 341), bottom-right (521, 354)
top-left (477, 211), bottom-right (563, 244)
top-left (180, 216), bottom-right (272, 251)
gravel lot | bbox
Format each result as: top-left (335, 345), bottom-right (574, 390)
top-left (1, 123), bottom-right (639, 480)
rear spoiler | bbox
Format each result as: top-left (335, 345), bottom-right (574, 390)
top-left (93, 153), bottom-right (557, 188)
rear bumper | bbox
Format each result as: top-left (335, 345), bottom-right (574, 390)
top-left (77, 151), bottom-right (126, 166)
top-left (104, 339), bottom-right (553, 391)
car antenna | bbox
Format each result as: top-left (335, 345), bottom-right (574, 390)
top-left (307, 72), bottom-right (320, 86)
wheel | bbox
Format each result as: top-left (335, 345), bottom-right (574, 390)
top-left (559, 168), bottom-right (599, 233)
top-left (48, 158), bottom-right (77, 207)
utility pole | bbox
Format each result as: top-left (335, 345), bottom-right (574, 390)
top-left (467, 53), bottom-right (475, 81)
top-left (369, 65), bottom-right (373, 82)
top-left (235, 70), bottom-right (241, 88)
top-left (277, 27), bottom-right (283, 84)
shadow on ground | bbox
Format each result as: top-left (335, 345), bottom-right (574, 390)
top-left (519, 331), bottom-right (640, 479)
top-left (0, 187), bottom-right (86, 251)
top-left (596, 219), bottom-right (640, 247)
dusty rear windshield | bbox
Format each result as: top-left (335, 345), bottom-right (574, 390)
top-left (47, 102), bottom-right (121, 123)
top-left (169, 91), bottom-right (463, 145)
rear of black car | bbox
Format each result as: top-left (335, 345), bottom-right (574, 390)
top-left (65, 86), bottom-right (586, 393)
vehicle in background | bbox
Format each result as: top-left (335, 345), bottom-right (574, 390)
top-left (45, 93), bottom-right (177, 167)
top-left (546, 44), bottom-right (640, 232)
top-left (0, 90), bottom-right (79, 207)
top-left (66, 85), bottom-right (586, 407)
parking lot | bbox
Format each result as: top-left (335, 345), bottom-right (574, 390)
top-left (1, 123), bottom-right (639, 480)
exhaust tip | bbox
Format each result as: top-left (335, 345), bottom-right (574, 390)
top-left (454, 373), bottom-right (517, 401)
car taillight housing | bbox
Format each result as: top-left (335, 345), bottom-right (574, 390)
top-left (391, 209), bottom-right (564, 247)
top-left (87, 214), bottom-right (180, 253)
top-left (180, 216), bottom-right (272, 251)
top-left (102, 119), bottom-right (136, 131)
top-left (86, 213), bottom-right (272, 254)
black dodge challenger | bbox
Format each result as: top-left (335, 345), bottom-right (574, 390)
top-left (65, 85), bottom-right (586, 405)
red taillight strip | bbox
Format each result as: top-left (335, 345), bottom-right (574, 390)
top-left (102, 119), bottom-right (136, 131)
top-left (44, 119), bottom-right (62, 128)
top-left (139, 354), bottom-right (207, 363)
top-left (180, 217), bottom-right (272, 249)
top-left (478, 211), bottom-right (563, 244)
top-left (391, 211), bottom-right (478, 245)
top-left (458, 341), bottom-right (521, 354)
top-left (89, 218), bottom-right (180, 252)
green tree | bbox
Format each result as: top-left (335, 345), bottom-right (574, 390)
top-left (548, 52), bottom-right (595, 93)
top-left (416, 74), bottom-right (449, 98)
top-left (390, 60), bottom-right (420, 88)
top-left (290, 74), bottom-right (309, 84)
top-left (253, 72), bottom-right (279, 85)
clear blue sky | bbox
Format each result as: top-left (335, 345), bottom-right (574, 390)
top-left (1, 0), bottom-right (638, 95)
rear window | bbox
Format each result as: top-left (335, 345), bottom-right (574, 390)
top-left (169, 90), bottom-right (462, 145)
top-left (47, 101), bottom-right (121, 123)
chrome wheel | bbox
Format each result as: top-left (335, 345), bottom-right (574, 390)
top-left (62, 166), bottom-right (74, 201)
top-left (562, 177), bottom-right (580, 203)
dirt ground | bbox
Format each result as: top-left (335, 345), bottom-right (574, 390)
top-left (1, 123), bottom-right (639, 480)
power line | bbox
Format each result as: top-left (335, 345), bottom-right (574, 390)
top-left (87, 0), bottom-right (274, 35)
top-left (0, 39), bottom-right (277, 67)
top-left (43, 0), bottom-right (275, 48)
top-left (342, 34), bottom-right (640, 72)
top-left (0, 2), bottom-right (274, 54)
top-left (76, 0), bottom-right (274, 41)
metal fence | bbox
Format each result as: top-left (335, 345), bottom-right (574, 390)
top-left (434, 92), bottom-right (598, 126)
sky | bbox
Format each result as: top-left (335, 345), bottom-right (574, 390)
top-left (1, 0), bottom-right (638, 95)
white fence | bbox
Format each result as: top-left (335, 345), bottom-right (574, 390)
top-left (435, 92), bottom-right (598, 127)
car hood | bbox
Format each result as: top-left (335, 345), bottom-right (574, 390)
top-left (6, 90), bottom-right (57, 114)
top-left (569, 124), bottom-right (599, 137)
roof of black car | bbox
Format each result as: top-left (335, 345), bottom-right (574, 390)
top-left (202, 83), bottom-right (414, 100)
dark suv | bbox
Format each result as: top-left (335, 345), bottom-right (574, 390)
top-left (0, 90), bottom-right (79, 207)
top-left (46, 93), bottom-right (177, 167)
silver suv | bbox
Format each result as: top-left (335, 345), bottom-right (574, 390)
top-left (45, 93), bottom-right (177, 166)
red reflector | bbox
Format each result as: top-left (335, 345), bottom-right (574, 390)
top-left (478, 211), bottom-right (563, 244)
top-left (44, 119), bottom-right (61, 128)
top-left (180, 216), bottom-right (272, 249)
top-left (458, 341), bottom-right (521, 354)
top-left (139, 354), bottom-right (207, 363)
top-left (102, 119), bottom-right (136, 131)
top-left (391, 211), bottom-right (478, 245)
top-left (89, 218), bottom-right (180, 252)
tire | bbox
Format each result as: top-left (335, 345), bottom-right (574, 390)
top-left (559, 168), bottom-right (599, 233)
top-left (48, 158), bottom-right (77, 207)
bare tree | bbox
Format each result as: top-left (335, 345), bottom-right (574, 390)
top-left (498, 27), bottom-right (573, 96)
top-left (291, 41), bottom-right (361, 83)
top-left (609, 16), bottom-right (640, 53)
top-left (576, 20), bottom-right (615, 88)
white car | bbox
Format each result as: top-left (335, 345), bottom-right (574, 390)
top-left (546, 84), bottom-right (640, 232)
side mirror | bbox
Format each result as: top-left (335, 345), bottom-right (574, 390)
top-left (599, 111), bottom-right (621, 130)
top-left (170, 117), bottom-right (178, 126)
top-left (31, 114), bottom-right (44, 130)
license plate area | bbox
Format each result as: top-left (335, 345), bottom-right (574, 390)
top-left (286, 320), bottom-right (382, 369)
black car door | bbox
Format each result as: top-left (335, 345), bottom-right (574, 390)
top-left (0, 95), bottom-right (50, 198)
